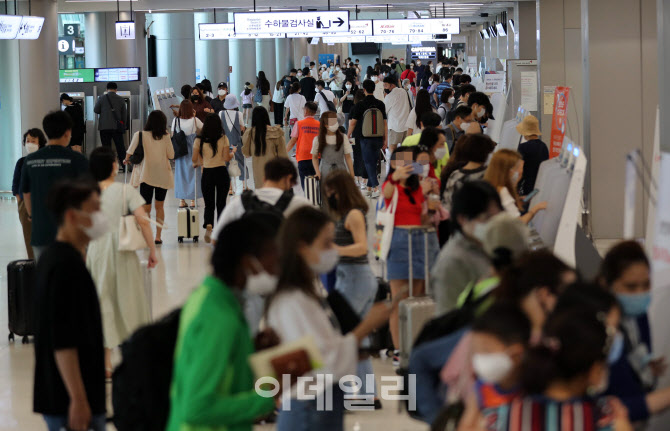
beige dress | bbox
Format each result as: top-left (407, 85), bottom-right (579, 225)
top-left (241, 125), bottom-right (288, 186)
top-left (128, 131), bottom-right (175, 190)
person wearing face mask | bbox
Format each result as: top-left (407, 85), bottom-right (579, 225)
top-left (299, 67), bottom-right (317, 102)
top-left (240, 82), bottom-right (255, 127)
top-left (311, 111), bottom-right (354, 183)
top-left (515, 115), bottom-right (549, 196)
top-left (171, 101), bottom-right (204, 209)
top-left (323, 171), bottom-right (382, 408)
top-left (466, 91), bottom-right (492, 133)
top-left (339, 79), bottom-right (358, 134)
top-left (415, 60), bottom-right (427, 88)
top-left (60, 94), bottom-right (86, 153)
top-left (444, 106), bottom-right (472, 154)
top-left (328, 65), bottom-right (344, 99)
top-left (190, 86), bottom-right (215, 123)
top-left (266, 207), bottom-right (394, 430)
top-left (437, 87), bottom-right (455, 127)
top-left (484, 149), bottom-right (548, 224)
top-left (209, 82), bottom-right (229, 114)
top-left (401, 64), bottom-right (417, 87)
top-left (21, 112), bottom-right (89, 261)
top-left (487, 307), bottom-right (633, 431)
top-left (370, 70), bottom-right (385, 101)
top-left (33, 179), bottom-right (107, 431)
top-left (599, 241), bottom-right (670, 423)
top-left (166, 216), bottom-right (281, 431)
top-left (13, 128), bottom-right (46, 259)
top-left (383, 76), bottom-right (412, 153)
top-left (315, 80), bottom-right (337, 117)
top-left (86, 147), bottom-right (157, 377)
top-left (427, 74), bottom-right (441, 108)
top-left (286, 102), bottom-right (320, 188)
top-left (405, 89), bottom-right (435, 136)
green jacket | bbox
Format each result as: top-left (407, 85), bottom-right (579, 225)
top-left (166, 276), bottom-right (275, 431)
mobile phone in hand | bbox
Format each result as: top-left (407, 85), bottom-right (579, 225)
top-left (523, 189), bottom-right (539, 203)
top-left (411, 162), bottom-right (424, 176)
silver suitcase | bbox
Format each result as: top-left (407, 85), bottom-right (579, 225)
top-left (398, 228), bottom-right (436, 369)
top-left (177, 167), bottom-right (200, 243)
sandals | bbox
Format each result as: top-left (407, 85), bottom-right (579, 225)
top-left (155, 240), bottom-right (163, 245)
top-left (179, 199), bottom-right (187, 208)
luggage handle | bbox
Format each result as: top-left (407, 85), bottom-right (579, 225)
top-left (407, 227), bottom-right (433, 298)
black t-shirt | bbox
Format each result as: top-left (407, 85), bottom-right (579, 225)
top-left (33, 242), bottom-right (105, 416)
top-left (518, 138), bottom-right (550, 196)
top-left (20, 146), bottom-right (89, 246)
top-left (300, 77), bottom-right (317, 102)
top-left (342, 85), bottom-right (359, 114)
top-left (64, 104), bottom-right (86, 144)
top-left (210, 96), bottom-right (227, 114)
top-left (349, 95), bottom-right (387, 139)
top-left (283, 76), bottom-right (299, 98)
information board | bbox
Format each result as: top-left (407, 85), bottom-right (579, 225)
top-left (94, 67), bottom-right (140, 82)
top-left (366, 34), bottom-right (409, 43)
top-left (199, 23), bottom-right (284, 40)
top-left (16, 16), bottom-right (44, 39)
top-left (322, 35), bottom-right (366, 43)
top-left (59, 69), bottom-right (95, 83)
top-left (372, 18), bottom-right (460, 36)
top-left (234, 11), bottom-right (349, 35)
top-left (483, 73), bottom-right (505, 93)
top-left (115, 21), bottom-right (135, 40)
top-left (349, 20), bottom-right (373, 36)
top-left (0, 15), bottom-right (23, 39)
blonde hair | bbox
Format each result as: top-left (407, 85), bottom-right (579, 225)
top-left (484, 149), bottom-right (523, 210)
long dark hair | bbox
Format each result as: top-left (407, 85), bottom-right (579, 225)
top-left (323, 170), bottom-right (368, 219)
top-left (251, 106), bottom-right (271, 157)
top-left (414, 89), bottom-right (433, 128)
top-left (271, 207), bottom-right (333, 302)
top-left (257, 71), bottom-right (270, 95)
top-left (388, 146), bottom-right (420, 204)
top-left (199, 113), bottom-right (223, 157)
top-left (144, 110), bottom-right (168, 140)
top-left (317, 111), bottom-right (343, 154)
top-left (353, 89), bottom-right (365, 104)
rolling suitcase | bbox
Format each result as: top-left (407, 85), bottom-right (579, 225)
top-left (304, 175), bottom-right (322, 206)
top-left (7, 259), bottom-right (35, 344)
top-left (178, 168), bottom-right (200, 243)
top-left (398, 228), bottom-right (436, 369)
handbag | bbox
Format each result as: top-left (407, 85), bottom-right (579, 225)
top-left (326, 290), bottom-right (361, 335)
top-left (171, 118), bottom-right (189, 159)
top-left (118, 171), bottom-right (149, 251)
top-left (128, 130), bottom-right (144, 165)
top-left (106, 94), bottom-right (125, 133)
top-left (254, 87), bottom-right (263, 103)
top-left (373, 188), bottom-right (398, 261)
top-left (227, 159), bottom-right (241, 177)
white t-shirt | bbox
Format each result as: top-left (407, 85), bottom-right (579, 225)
top-left (219, 110), bottom-right (244, 134)
top-left (311, 134), bottom-right (353, 155)
top-left (285, 94), bottom-right (307, 121)
top-left (315, 89), bottom-right (335, 115)
top-left (212, 187), bottom-right (313, 239)
top-left (171, 117), bottom-right (202, 136)
top-left (499, 187), bottom-right (521, 217)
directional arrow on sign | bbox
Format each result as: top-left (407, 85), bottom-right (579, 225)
top-left (334, 17), bottom-right (345, 27)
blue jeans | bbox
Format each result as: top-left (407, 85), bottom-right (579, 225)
top-left (360, 138), bottom-right (383, 188)
top-left (43, 414), bottom-right (107, 431)
top-left (408, 327), bottom-right (469, 424)
top-left (335, 263), bottom-right (378, 396)
top-left (298, 160), bottom-right (316, 190)
top-left (277, 386), bottom-right (345, 431)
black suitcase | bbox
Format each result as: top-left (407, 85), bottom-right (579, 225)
top-left (7, 259), bottom-right (35, 344)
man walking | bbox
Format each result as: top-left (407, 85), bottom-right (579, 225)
top-left (94, 82), bottom-right (127, 169)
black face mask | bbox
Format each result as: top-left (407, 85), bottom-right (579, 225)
top-left (327, 194), bottom-right (338, 210)
top-left (384, 89), bottom-right (391, 94)
top-left (191, 95), bottom-right (199, 103)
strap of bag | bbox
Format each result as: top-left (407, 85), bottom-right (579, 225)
top-left (274, 190), bottom-right (294, 212)
top-left (106, 94), bottom-right (121, 123)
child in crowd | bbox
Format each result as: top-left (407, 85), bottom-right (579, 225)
top-left (241, 82), bottom-right (254, 127)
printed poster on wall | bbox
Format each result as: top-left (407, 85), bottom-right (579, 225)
top-left (549, 87), bottom-right (570, 158)
top-left (520, 71), bottom-right (537, 111)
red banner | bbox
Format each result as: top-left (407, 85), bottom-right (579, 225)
top-left (549, 87), bottom-right (570, 158)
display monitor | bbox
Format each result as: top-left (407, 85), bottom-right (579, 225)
top-left (16, 16), bottom-right (44, 39)
top-left (59, 69), bottom-right (95, 83)
top-left (0, 15), bottom-right (22, 39)
top-left (351, 42), bottom-right (378, 55)
top-left (94, 67), bottom-right (141, 82)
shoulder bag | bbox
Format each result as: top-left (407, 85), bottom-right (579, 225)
top-left (129, 130), bottom-right (144, 165)
top-left (118, 171), bottom-right (148, 251)
top-left (106, 94), bottom-right (126, 133)
top-left (374, 188), bottom-right (398, 261)
top-left (171, 118), bottom-right (189, 159)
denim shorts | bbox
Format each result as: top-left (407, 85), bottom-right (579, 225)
top-left (386, 228), bottom-right (439, 281)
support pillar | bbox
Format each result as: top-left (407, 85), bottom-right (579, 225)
top-left (275, 38), bottom-right (292, 80)
top-left (0, 40), bottom-right (21, 191)
top-left (518, 1), bottom-right (537, 59)
top-left (228, 39), bottom-right (256, 97)
top-left (152, 13), bottom-right (196, 92)
top-left (84, 12), bottom-right (106, 68)
top-left (256, 38), bottom-right (277, 91)
top-left (195, 12), bottom-right (229, 85)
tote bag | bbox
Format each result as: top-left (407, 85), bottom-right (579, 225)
top-left (373, 188), bottom-right (398, 261)
top-left (118, 172), bottom-right (148, 251)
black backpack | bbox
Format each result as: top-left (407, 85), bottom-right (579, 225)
top-left (241, 190), bottom-right (293, 220)
top-left (112, 308), bottom-right (181, 431)
top-left (319, 91), bottom-right (337, 112)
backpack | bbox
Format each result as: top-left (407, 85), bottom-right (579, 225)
top-left (241, 190), bottom-right (293, 221)
top-left (361, 107), bottom-right (385, 138)
top-left (319, 91), bottom-right (337, 112)
top-left (112, 308), bottom-right (181, 431)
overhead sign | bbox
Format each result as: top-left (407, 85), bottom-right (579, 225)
top-left (198, 23), bottom-right (285, 40)
top-left (115, 21), bottom-right (135, 40)
top-left (95, 67), bottom-right (141, 82)
top-left (234, 11), bottom-right (349, 35)
top-left (58, 37), bottom-right (75, 55)
top-left (64, 23), bottom-right (80, 37)
top-left (0, 15), bottom-right (23, 39)
top-left (372, 18), bottom-right (460, 36)
top-left (287, 30), bottom-right (342, 38)
top-left (366, 34), bottom-right (409, 43)
top-left (16, 16), bottom-right (44, 39)
top-left (59, 69), bottom-right (95, 83)
top-left (408, 33), bottom-right (452, 43)
top-left (322, 35), bottom-right (366, 43)
top-left (349, 20), bottom-right (373, 36)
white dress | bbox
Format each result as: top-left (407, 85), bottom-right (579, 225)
top-left (86, 183), bottom-right (150, 348)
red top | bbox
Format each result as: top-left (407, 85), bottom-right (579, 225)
top-left (401, 70), bottom-right (416, 82)
top-left (384, 180), bottom-right (425, 226)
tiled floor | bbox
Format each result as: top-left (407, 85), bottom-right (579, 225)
top-left (0, 187), bottom-right (428, 431)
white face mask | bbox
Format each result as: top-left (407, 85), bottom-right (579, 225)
top-left (80, 210), bottom-right (109, 241)
top-left (346, 84), bottom-right (352, 90)
top-left (472, 221), bottom-right (488, 242)
top-left (297, 72), bottom-right (303, 77)
top-left (372, 76), bottom-right (378, 82)
top-left (310, 248), bottom-right (339, 274)
top-left (460, 122), bottom-right (471, 132)
top-left (448, 97), bottom-right (456, 104)
top-left (327, 124), bottom-right (339, 132)
top-left (472, 352), bottom-right (514, 384)
top-left (476, 107), bottom-right (486, 118)
top-left (218, 89), bottom-right (227, 97)
top-left (434, 147), bottom-right (447, 160)
top-left (421, 164), bottom-right (430, 178)
top-left (429, 80), bottom-right (433, 85)
top-left (245, 258), bottom-right (278, 296)
top-left (511, 171), bottom-right (520, 184)
top-left (25, 143), bottom-right (39, 154)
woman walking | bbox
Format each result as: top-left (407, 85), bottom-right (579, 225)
top-left (125, 110), bottom-right (174, 244)
top-left (88, 147), bottom-right (157, 377)
top-left (220, 94), bottom-right (247, 194)
top-left (312, 111), bottom-right (355, 182)
top-left (271, 79), bottom-right (286, 126)
top-left (172, 100), bottom-right (203, 208)
top-left (193, 114), bottom-right (233, 243)
top-left (257, 71), bottom-right (272, 112)
top-left (241, 82), bottom-right (254, 127)
top-left (242, 106), bottom-right (288, 188)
